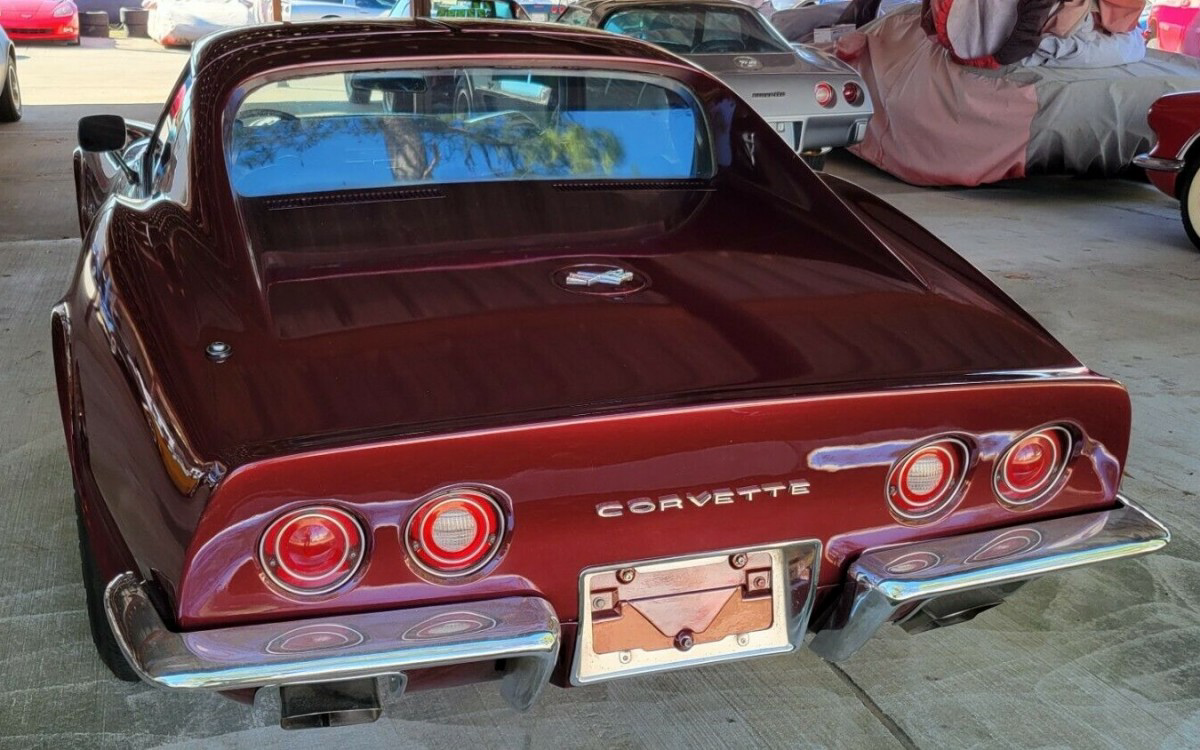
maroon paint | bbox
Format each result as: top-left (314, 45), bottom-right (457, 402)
top-left (1144, 90), bottom-right (1200, 197)
top-left (58, 21), bottom-right (1134, 672)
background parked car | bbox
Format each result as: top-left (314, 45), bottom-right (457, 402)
top-left (0, 0), bottom-right (79, 44)
top-left (1145, 1), bottom-right (1200, 55)
top-left (0, 25), bottom-right (21, 122)
top-left (556, 0), bottom-right (872, 167)
top-left (1135, 90), bottom-right (1200, 250)
top-left (519, 0), bottom-right (565, 21)
top-left (287, 0), bottom-right (392, 21)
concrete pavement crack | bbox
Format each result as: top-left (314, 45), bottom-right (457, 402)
top-left (828, 663), bottom-right (919, 750)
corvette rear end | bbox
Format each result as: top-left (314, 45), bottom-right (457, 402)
top-left (58, 19), bottom-right (1167, 729)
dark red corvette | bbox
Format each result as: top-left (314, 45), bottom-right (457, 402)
top-left (59, 19), bottom-right (1168, 728)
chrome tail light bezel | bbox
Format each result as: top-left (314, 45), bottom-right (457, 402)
top-left (404, 487), bottom-right (508, 580)
top-left (886, 436), bottom-right (973, 524)
top-left (993, 425), bottom-right (1075, 510)
top-left (258, 505), bottom-right (368, 596)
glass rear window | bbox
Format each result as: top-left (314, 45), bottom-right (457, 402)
top-left (228, 68), bottom-right (713, 198)
top-left (601, 6), bottom-right (790, 54)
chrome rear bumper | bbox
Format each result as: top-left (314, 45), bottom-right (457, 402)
top-left (104, 496), bottom-right (1167, 713)
top-left (809, 495), bottom-right (1169, 662)
top-left (104, 574), bottom-right (559, 710)
top-left (1133, 153), bottom-right (1185, 172)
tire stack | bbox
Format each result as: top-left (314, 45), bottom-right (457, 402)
top-left (80, 11), bottom-right (110, 37)
top-left (119, 7), bottom-right (149, 37)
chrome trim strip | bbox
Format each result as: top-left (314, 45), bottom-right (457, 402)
top-left (809, 495), bottom-right (1169, 663)
top-left (104, 574), bottom-right (560, 710)
top-left (1134, 153), bottom-right (1185, 173)
top-left (570, 539), bottom-right (821, 685)
top-left (1174, 129), bottom-right (1200, 162)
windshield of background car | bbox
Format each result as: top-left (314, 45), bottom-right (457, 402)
top-left (601, 5), bottom-right (791, 54)
top-left (227, 67), bottom-right (713, 197)
top-left (388, 0), bottom-right (519, 18)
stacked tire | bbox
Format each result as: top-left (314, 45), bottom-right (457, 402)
top-left (80, 11), bottom-right (110, 38)
top-left (120, 7), bottom-right (149, 37)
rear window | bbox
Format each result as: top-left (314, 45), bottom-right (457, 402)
top-left (601, 6), bottom-right (790, 54)
top-left (228, 67), bottom-right (713, 198)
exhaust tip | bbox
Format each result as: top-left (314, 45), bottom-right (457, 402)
top-left (279, 676), bottom-right (403, 730)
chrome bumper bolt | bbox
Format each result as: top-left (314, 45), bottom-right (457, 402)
top-left (616, 568), bottom-right (636, 584)
top-left (729, 553), bottom-right (747, 569)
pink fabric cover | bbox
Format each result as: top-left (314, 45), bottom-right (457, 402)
top-left (838, 9), bottom-right (1039, 185)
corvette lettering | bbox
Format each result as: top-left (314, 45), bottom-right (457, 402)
top-left (596, 479), bottom-right (811, 518)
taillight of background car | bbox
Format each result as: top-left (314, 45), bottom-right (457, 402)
top-left (993, 426), bottom-right (1073, 508)
top-left (259, 506), bottom-right (366, 595)
top-left (842, 82), bottom-right (863, 106)
top-left (886, 438), bottom-right (970, 523)
top-left (815, 82), bottom-right (836, 108)
top-left (405, 488), bottom-right (505, 577)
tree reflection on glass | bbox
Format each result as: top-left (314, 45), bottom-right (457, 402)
top-left (231, 111), bottom-right (627, 196)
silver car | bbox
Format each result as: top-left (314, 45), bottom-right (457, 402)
top-left (557, 0), bottom-right (872, 166)
top-left (0, 26), bottom-right (20, 123)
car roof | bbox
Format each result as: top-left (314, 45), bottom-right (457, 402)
top-left (190, 18), bottom-right (692, 74)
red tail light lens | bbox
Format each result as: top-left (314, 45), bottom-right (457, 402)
top-left (815, 82), bottom-right (836, 108)
top-left (259, 506), bottom-right (365, 595)
top-left (887, 438), bottom-right (969, 522)
top-left (406, 489), bottom-right (504, 577)
top-left (994, 427), bottom-right (1072, 507)
top-left (842, 82), bottom-right (863, 106)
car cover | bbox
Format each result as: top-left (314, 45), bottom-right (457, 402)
top-left (921, 0), bottom-right (1147, 68)
top-left (144, 0), bottom-right (264, 45)
top-left (837, 5), bottom-right (1200, 185)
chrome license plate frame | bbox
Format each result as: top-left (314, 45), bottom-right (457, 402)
top-left (570, 540), bottom-right (821, 685)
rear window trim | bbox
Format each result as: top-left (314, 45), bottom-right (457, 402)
top-left (221, 56), bottom-right (718, 199)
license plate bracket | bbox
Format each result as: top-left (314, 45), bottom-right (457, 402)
top-left (571, 540), bottom-right (821, 684)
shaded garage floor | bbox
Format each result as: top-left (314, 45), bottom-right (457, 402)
top-left (1, 41), bottom-right (1198, 750)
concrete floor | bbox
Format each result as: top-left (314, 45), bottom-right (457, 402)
top-left (1, 39), bottom-right (1198, 750)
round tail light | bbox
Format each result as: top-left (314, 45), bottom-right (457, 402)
top-left (259, 506), bottom-right (365, 595)
top-left (815, 82), bottom-right (836, 108)
top-left (994, 427), bottom-right (1072, 507)
top-left (843, 82), bottom-right (863, 106)
top-left (406, 489), bottom-right (504, 577)
top-left (887, 438), bottom-right (969, 522)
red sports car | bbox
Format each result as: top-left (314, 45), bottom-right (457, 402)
top-left (63, 19), bottom-right (1168, 729)
top-left (1146, 1), bottom-right (1200, 56)
top-left (1135, 91), bottom-right (1200, 249)
top-left (0, 0), bottom-right (79, 43)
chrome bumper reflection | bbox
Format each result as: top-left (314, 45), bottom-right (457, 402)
top-left (809, 495), bottom-right (1169, 662)
top-left (1133, 153), bottom-right (1185, 173)
top-left (104, 574), bottom-right (560, 710)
